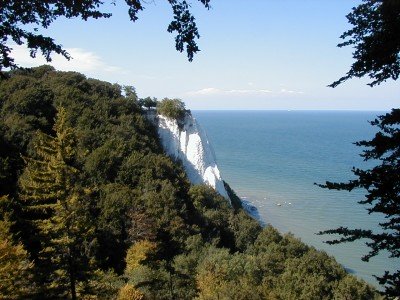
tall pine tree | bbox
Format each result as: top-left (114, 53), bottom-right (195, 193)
top-left (318, 109), bottom-right (400, 296)
top-left (19, 107), bottom-right (96, 299)
top-left (322, 0), bottom-right (400, 296)
top-left (0, 195), bottom-right (35, 299)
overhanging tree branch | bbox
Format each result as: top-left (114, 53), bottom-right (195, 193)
top-left (329, 0), bottom-right (400, 87)
top-left (317, 109), bottom-right (400, 297)
top-left (0, 0), bottom-right (211, 72)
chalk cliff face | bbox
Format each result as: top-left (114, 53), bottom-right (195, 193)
top-left (149, 112), bottom-right (229, 200)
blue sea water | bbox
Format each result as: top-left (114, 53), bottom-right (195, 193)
top-left (193, 110), bottom-right (398, 287)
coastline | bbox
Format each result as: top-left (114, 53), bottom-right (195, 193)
top-left (194, 110), bottom-right (394, 288)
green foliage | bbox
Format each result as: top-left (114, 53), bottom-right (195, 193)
top-left (84, 138), bottom-right (128, 183)
top-left (157, 98), bottom-right (187, 121)
top-left (171, 236), bottom-right (207, 299)
top-left (276, 249), bottom-right (346, 300)
top-left (189, 185), bottom-right (235, 248)
top-left (333, 275), bottom-right (378, 300)
top-left (229, 210), bottom-right (261, 252)
top-left (224, 181), bottom-right (243, 210)
top-left (87, 270), bottom-right (125, 299)
top-left (195, 248), bottom-right (262, 300)
top-left (0, 201), bottom-right (35, 299)
top-left (329, 1), bottom-right (399, 296)
top-left (0, 0), bottom-right (210, 71)
top-left (330, 0), bottom-right (400, 87)
top-left (318, 109), bottom-right (400, 296)
top-left (117, 284), bottom-right (145, 300)
top-left (139, 96), bottom-right (158, 110)
top-left (126, 240), bottom-right (158, 271)
top-left (0, 66), bottom-right (379, 299)
top-left (123, 86), bottom-right (138, 101)
top-left (19, 107), bottom-right (97, 299)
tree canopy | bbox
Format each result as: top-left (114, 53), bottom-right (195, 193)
top-left (139, 97), bottom-right (158, 110)
top-left (318, 110), bottom-right (400, 296)
top-left (320, 0), bottom-right (400, 297)
top-left (156, 98), bottom-right (187, 121)
top-left (0, 66), bottom-right (377, 299)
top-left (330, 0), bottom-right (400, 87)
top-left (0, 0), bottom-right (211, 72)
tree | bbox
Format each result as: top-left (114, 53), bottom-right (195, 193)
top-left (139, 97), bottom-right (158, 110)
top-left (333, 275), bottom-right (377, 300)
top-left (318, 110), bottom-right (400, 296)
top-left (276, 249), bottom-right (347, 300)
top-left (157, 98), bottom-right (187, 121)
top-left (330, 0), bottom-right (400, 87)
top-left (117, 284), bottom-right (145, 300)
top-left (320, 0), bottom-right (400, 297)
top-left (19, 107), bottom-right (96, 299)
top-left (0, 0), bottom-right (211, 72)
top-left (0, 196), bottom-right (34, 299)
top-left (195, 247), bottom-right (263, 300)
top-left (125, 240), bottom-right (158, 273)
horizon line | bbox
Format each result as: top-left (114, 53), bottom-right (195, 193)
top-left (190, 109), bottom-right (390, 112)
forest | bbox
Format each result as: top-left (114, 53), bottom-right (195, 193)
top-left (0, 66), bottom-right (381, 299)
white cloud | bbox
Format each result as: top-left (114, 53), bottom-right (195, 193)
top-left (188, 87), bottom-right (221, 95)
top-left (10, 44), bottom-right (126, 75)
top-left (280, 88), bottom-right (304, 94)
top-left (186, 87), bottom-right (273, 97)
top-left (186, 87), bottom-right (305, 97)
top-left (227, 89), bottom-right (272, 94)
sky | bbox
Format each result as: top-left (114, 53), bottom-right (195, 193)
top-left (10, 0), bottom-right (400, 110)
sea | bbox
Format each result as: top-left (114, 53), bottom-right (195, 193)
top-left (193, 110), bottom-right (398, 288)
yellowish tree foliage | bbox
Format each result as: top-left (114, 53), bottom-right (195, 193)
top-left (125, 240), bottom-right (157, 272)
top-left (19, 107), bottom-right (96, 299)
top-left (195, 248), bottom-right (236, 300)
top-left (117, 284), bottom-right (145, 300)
top-left (0, 201), bottom-right (34, 299)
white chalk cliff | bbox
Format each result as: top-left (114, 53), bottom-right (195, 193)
top-left (148, 112), bottom-right (229, 200)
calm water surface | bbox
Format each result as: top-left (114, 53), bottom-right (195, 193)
top-left (193, 110), bottom-right (398, 287)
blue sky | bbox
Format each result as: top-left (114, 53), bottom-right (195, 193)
top-left (11, 0), bottom-right (399, 110)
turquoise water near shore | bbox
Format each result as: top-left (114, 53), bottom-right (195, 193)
top-left (193, 110), bottom-right (398, 287)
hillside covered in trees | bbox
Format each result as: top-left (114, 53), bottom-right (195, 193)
top-left (0, 66), bottom-right (379, 299)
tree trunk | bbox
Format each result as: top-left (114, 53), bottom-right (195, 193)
top-left (69, 255), bottom-right (76, 300)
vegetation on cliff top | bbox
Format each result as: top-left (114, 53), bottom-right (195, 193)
top-left (156, 98), bottom-right (187, 122)
top-left (0, 66), bottom-right (378, 299)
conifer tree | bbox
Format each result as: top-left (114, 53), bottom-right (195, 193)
top-left (323, 1), bottom-right (400, 296)
top-left (0, 195), bottom-right (34, 299)
top-left (19, 107), bottom-right (96, 299)
top-left (318, 109), bottom-right (400, 296)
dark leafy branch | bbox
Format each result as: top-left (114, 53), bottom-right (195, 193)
top-left (0, 0), bottom-right (211, 71)
top-left (317, 109), bottom-right (400, 296)
top-left (330, 0), bottom-right (400, 87)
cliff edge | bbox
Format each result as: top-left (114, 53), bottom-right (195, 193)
top-left (148, 111), bottom-right (229, 200)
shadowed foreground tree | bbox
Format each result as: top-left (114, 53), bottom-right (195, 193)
top-left (320, 0), bottom-right (400, 297)
top-left (19, 107), bottom-right (96, 299)
top-left (0, 196), bottom-right (34, 299)
top-left (0, 0), bottom-right (211, 72)
top-left (318, 111), bottom-right (400, 296)
top-left (329, 0), bottom-right (400, 88)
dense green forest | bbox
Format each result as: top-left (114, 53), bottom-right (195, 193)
top-left (0, 66), bottom-right (379, 299)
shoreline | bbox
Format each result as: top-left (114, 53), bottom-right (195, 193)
top-left (238, 193), bottom-right (390, 290)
